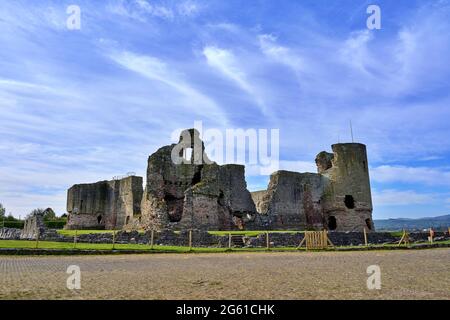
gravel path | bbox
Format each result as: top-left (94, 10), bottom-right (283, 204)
top-left (1, 249), bottom-right (449, 299)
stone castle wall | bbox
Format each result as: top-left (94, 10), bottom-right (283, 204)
top-left (139, 129), bottom-right (256, 231)
top-left (251, 143), bottom-right (374, 232)
top-left (320, 143), bottom-right (374, 232)
top-left (251, 172), bottom-right (325, 230)
top-left (66, 176), bottom-right (143, 230)
top-left (64, 129), bottom-right (374, 232)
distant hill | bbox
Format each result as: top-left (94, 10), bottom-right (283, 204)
top-left (374, 214), bottom-right (450, 231)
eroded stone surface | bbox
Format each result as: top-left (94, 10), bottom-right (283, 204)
top-left (251, 171), bottom-right (325, 230)
top-left (140, 129), bottom-right (256, 231)
top-left (66, 176), bottom-right (143, 230)
top-left (252, 143), bottom-right (374, 232)
top-left (64, 129), bottom-right (373, 232)
top-left (20, 210), bottom-right (47, 239)
top-left (320, 143), bottom-right (374, 232)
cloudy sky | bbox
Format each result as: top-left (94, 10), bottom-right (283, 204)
top-left (1, 0), bottom-right (450, 219)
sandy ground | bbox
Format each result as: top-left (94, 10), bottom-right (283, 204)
top-left (0, 249), bottom-right (449, 300)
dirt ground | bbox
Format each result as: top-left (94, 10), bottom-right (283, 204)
top-left (0, 249), bottom-right (449, 300)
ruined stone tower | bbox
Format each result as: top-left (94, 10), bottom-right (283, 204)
top-left (139, 128), bottom-right (257, 231)
top-left (319, 143), bottom-right (374, 231)
top-left (251, 142), bottom-right (374, 232)
top-left (64, 130), bottom-right (373, 232)
top-left (66, 175), bottom-right (143, 230)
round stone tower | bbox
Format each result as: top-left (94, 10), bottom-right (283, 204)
top-left (320, 143), bottom-right (374, 232)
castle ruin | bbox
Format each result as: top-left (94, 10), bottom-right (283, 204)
top-left (251, 143), bottom-right (374, 232)
top-left (65, 129), bottom-right (374, 232)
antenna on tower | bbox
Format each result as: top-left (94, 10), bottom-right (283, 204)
top-left (350, 120), bottom-right (354, 143)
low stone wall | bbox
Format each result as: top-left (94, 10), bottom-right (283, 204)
top-left (1, 228), bottom-right (448, 248)
top-left (0, 228), bottom-right (22, 240)
top-left (245, 231), bottom-right (449, 248)
top-left (39, 229), bottom-right (228, 247)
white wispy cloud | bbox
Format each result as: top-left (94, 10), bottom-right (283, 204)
top-left (370, 165), bottom-right (450, 186)
top-left (177, 0), bottom-right (200, 16)
top-left (202, 46), bottom-right (269, 113)
top-left (258, 34), bottom-right (306, 72)
top-left (135, 0), bottom-right (174, 19)
top-left (203, 47), bottom-right (251, 92)
top-left (107, 0), bottom-right (200, 21)
top-left (278, 160), bottom-right (317, 173)
top-left (338, 30), bottom-right (375, 75)
top-left (372, 189), bottom-right (438, 206)
top-left (1, 1), bottom-right (450, 220)
top-left (109, 50), bottom-right (228, 123)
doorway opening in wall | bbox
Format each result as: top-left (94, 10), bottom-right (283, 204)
top-left (365, 218), bottom-right (372, 230)
top-left (184, 148), bottom-right (192, 162)
top-left (97, 215), bottom-right (102, 224)
top-left (164, 194), bottom-right (183, 222)
top-left (328, 216), bottom-right (337, 230)
top-left (217, 191), bottom-right (225, 206)
top-left (344, 195), bottom-right (355, 209)
top-left (192, 170), bottom-right (201, 185)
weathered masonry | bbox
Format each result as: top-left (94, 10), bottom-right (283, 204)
top-left (251, 143), bottom-right (374, 232)
top-left (136, 129), bottom-right (257, 231)
top-left (66, 176), bottom-right (143, 229)
top-left (65, 129), bottom-right (374, 232)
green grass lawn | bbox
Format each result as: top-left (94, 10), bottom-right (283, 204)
top-left (0, 240), bottom-right (293, 253)
top-left (57, 229), bottom-right (304, 238)
top-left (0, 240), bottom-right (229, 253)
top-left (0, 239), bottom-right (310, 253)
top-left (0, 239), bottom-right (448, 254)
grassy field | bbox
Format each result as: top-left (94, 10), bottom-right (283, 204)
top-left (0, 240), bottom-right (300, 253)
top-left (0, 240), bottom-right (230, 252)
top-left (0, 239), bottom-right (448, 254)
top-left (56, 229), bottom-right (304, 237)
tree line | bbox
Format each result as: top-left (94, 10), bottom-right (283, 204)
top-left (0, 203), bottom-right (67, 229)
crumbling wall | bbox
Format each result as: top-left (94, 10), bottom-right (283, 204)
top-left (140, 129), bottom-right (256, 231)
top-left (66, 176), bottom-right (143, 230)
top-left (250, 190), bottom-right (267, 214)
top-left (319, 143), bottom-right (374, 232)
top-left (64, 128), bottom-right (374, 232)
top-left (20, 210), bottom-right (47, 239)
top-left (251, 143), bottom-right (374, 232)
top-left (181, 164), bottom-right (256, 230)
top-left (252, 171), bottom-right (325, 230)
top-left (0, 228), bottom-right (22, 240)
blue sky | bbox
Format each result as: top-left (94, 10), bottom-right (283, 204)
top-left (1, 0), bottom-right (450, 219)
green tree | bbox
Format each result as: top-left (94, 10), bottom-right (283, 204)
top-left (0, 203), bottom-right (5, 219)
top-left (28, 208), bottom-right (45, 219)
top-left (43, 208), bottom-right (56, 221)
top-left (28, 208), bottom-right (56, 221)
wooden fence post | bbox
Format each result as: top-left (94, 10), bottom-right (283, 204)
top-left (150, 229), bottom-right (154, 250)
top-left (112, 230), bottom-right (116, 250)
top-left (73, 230), bottom-right (77, 249)
top-left (363, 227), bottom-right (368, 247)
top-left (35, 229), bottom-right (39, 249)
top-left (189, 230), bottom-right (192, 251)
top-left (228, 233), bottom-right (232, 250)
